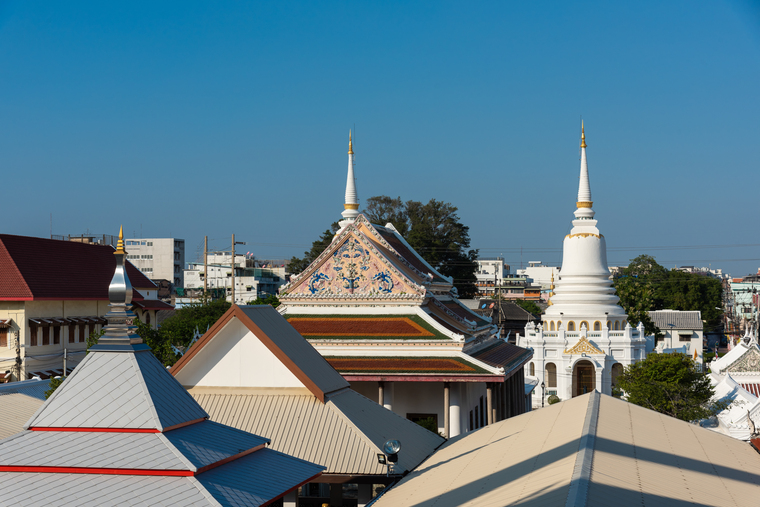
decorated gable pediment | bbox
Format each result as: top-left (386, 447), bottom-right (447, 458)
top-left (564, 336), bottom-right (604, 355)
top-left (724, 347), bottom-right (760, 374)
top-left (285, 232), bottom-right (425, 299)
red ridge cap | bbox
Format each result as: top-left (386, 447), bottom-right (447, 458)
top-left (30, 427), bottom-right (160, 433)
top-left (195, 443), bottom-right (266, 474)
top-left (0, 466), bottom-right (192, 476)
top-left (163, 417), bottom-right (207, 432)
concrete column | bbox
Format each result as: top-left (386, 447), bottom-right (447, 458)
top-left (283, 490), bottom-right (297, 507)
top-left (450, 383), bottom-right (461, 437)
top-left (443, 382), bottom-right (450, 438)
top-left (486, 384), bottom-right (493, 425)
top-left (330, 483), bottom-right (342, 507)
top-left (383, 382), bottom-right (393, 411)
top-left (358, 483), bottom-right (372, 507)
top-left (378, 381), bottom-right (384, 405)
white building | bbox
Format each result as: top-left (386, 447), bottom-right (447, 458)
top-left (184, 253), bottom-right (286, 304)
top-left (649, 310), bottom-right (704, 364)
top-left (516, 261), bottom-right (560, 290)
top-left (125, 238), bottom-right (185, 287)
top-left (517, 125), bottom-right (647, 407)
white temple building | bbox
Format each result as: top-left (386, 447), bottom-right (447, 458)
top-left (517, 125), bottom-right (647, 407)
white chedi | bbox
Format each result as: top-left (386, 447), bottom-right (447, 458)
top-left (518, 125), bottom-right (646, 407)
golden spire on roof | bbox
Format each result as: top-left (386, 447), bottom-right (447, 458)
top-left (114, 225), bottom-right (126, 255)
top-left (581, 121), bottom-right (587, 149)
top-left (547, 272), bottom-right (555, 306)
top-left (348, 130), bottom-right (353, 155)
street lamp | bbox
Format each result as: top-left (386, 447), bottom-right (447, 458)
top-left (541, 380), bottom-right (546, 408)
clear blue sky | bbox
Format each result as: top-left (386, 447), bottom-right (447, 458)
top-left (1, 1), bottom-right (758, 276)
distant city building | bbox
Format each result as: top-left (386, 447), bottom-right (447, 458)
top-left (517, 125), bottom-right (646, 407)
top-left (184, 253), bottom-right (286, 304)
top-left (730, 270), bottom-right (760, 322)
top-left (516, 261), bottom-right (560, 290)
top-left (125, 238), bottom-right (185, 287)
top-left (476, 258), bottom-right (540, 300)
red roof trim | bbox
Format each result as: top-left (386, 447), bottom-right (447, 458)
top-left (341, 374), bottom-right (504, 383)
top-left (30, 427), bottom-right (160, 433)
top-left (195, 443), bottom-right (266, 475)
top-left (0, 297), bottom-right (34, 301)
top-left (163, 417), bottom-right (206, 432)
top-left (0, 466), bottom-right (192, 476)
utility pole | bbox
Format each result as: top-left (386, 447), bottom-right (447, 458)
top-left (203, 236), bottom-right (208, 295)
top-left (231, 234), bottom-right (246, 305)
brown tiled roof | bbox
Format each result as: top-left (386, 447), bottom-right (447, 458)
top-left (0, 234), bottom-right (155, 300)
top-left (284, 314), bottom-right (451, 340)
top-left (375, 229), bottom-right (449, 283)
top-left (326, 357), bottom-right (490, 374)
top-left (441, 299), bottom-right (490, 327)
top-left (469, 341), bottom-right (533, 374)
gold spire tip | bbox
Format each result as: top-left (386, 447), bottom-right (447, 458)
top-left (348, 130), bottom-right (353, 154)
top-left (581, 121), bottom-right (587, 148)
top-left (114, 225), bottom-right (127, 255)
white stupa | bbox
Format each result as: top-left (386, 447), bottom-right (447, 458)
top-left (337, 130), bottom-right (359, 232)
top-left (518, 124), bottom-right (646, 406)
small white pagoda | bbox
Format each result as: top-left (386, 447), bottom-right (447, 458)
top-left (517, 125), bottom-right (646, 406)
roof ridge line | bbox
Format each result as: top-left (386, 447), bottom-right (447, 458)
top-left (130, 352), bottom-right (163, 431)
top-left (157, 432), bottom-right (198, 472)
top-left (565, 391), bottom-right (600, 507)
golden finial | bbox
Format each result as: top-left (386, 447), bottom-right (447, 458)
top-left (114, 225), bottom-right (127, 255)
top-left (581, 121), bottom-right (587, 149)
top-left (547, 272), bottom-right (555, 306)
top-left (348, 130), bottom-right (353, 155)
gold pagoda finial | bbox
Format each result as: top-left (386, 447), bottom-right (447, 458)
top-left (114, 225), bottom-right (126, 255)
top-left (348, 130), bottom-right (353, 155)
top-left (547, 272), bottom-right (555, 306)
top-left (581, 121), bottom-right (587, 149)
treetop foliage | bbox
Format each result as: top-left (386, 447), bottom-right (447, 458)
top-left (616, 352), bottom-right (720, 421)
top-left (612, 254), bottom-right (723, 336)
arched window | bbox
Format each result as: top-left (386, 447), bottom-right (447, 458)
top-left (606, 320), bottom-right (611, 329)
top-left (550, 321), bottom-right (555, 331)
top-left (568, 321), bottom-right (576, 331)
top-left (611, 363), bottom-right (624, 394)
top-left (614, 321), bottom-right (620, 330)
top-left (594, 321), bottom-right (601, 331)
top-left (530, 362), bottom-right (535, 376)
top-left (580, 321), bottom-right (589, 331)
top-left (546, 363), bottom-right (557, 388)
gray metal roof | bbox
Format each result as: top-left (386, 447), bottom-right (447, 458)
top-left (163, 420), bottom-right (269, 469)
top-left (0, 473), bottom-right (218, 507)
top-left (25, 350), bottom-right (207, 430)
top-left (0, 393), bottom-right (44, 440)
top-left (0, 378), bottom-right (51, 400)
top-left (648, 310), bottom-right (703, 330)
top-left (372, 392), bottom-right (760, 506)
top-left (192, 388), bottom-right (443, 476)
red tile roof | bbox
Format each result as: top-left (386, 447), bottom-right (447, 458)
top-left (0, 235), bottom-right (155, 300)
top-left (326, 356), bottom-right (489, 374)
top-left (284, 314), bottom-right (451, 340)
top-left (741, 383), bottom-right (760, 397)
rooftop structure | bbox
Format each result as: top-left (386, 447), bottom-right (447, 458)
top-left (0, 228), bottom-right (323, 506)
top-left (171, 304), bottom-right (444, 506)
top-left (278, 134), bottom-right (533, 438)
top-left (372, 392), bottom-right (760, 507)
top-left (518, 125), bottom-right (646, 406)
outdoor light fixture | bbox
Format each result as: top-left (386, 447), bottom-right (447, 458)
top-left (376, 453), bottom-right (387, 465)
top-left (383, 439), bottom-right (401, 463)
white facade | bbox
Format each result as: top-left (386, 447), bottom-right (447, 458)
top-left (517, 261), bottom-right (560, 290)
top-left (650, 310), bottom-right (704, 364)
top-left (184, 253), bottom-right (286, 304)
top-left (517, 125), bottom-right (646, 407)
top-left (125, 238), bottom-right (185, 287)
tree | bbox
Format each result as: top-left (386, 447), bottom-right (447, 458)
top-left (44, 377), bottom-right (65, 399)
top-left (612, 255), bottom-right (664, 337)
top-left (288, 222), bottom-right (340, 276)
top-left (247, 294), bottom-right (280, 308)
top-left (513, 299), bottom-right (542, 317)
top-left (616, 353), bottom-right (719, 421)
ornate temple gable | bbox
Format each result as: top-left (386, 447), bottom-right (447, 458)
top-left (282, 231), bottom-right (426, 300)
top-left (353, 215), bottom-right (452, 287)
top-left (564, 336), bottom-right (605, 355)
top-left (724, 347), bottom-right (760, 374)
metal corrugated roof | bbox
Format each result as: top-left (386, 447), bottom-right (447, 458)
top-left (26, 350), bottom-right (207, 430)
top-left (0, 431), bottom-right (191, 470)
top-left (373, 393), bottom-right (760, 507)
top-left (0, 378), bottom-right (51, 400)
top-left (0, 393), bottom-right (44, 440)
top-left (196, 448), bottom-right (324, 507)
top-left (648, 310), bottom-right (703, 330)
top-left (192, 389), bottom-right (443, 476)
top-left (163, 420), bottom-right (269, 469)
top-left (0, 472), bottom-right (217, 506)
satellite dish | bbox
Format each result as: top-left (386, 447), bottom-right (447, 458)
top-left (383, 439), bottom-right (401, 455)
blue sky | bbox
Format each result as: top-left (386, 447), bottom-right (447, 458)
top-left (1, 1), bottom-right (758, 276)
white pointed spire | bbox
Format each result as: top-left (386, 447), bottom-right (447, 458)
top-left (576, 121), bottom-right (593, 208)
top-left (340, 130), bottom-right (359, 226)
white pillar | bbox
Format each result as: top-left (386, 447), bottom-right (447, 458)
top-left (383, 382), bottom-right (393, 411)
top-left (449, 383), bottom-right (461, 437)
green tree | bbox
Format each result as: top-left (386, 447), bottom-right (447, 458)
top-left (616, 353), bottom-right (718, 421)
top-left (247, 294), bottom-right (280, 308)
top-left (513, 299), bottom-right (542, 317)
top-left (288, 222), bottom-right (340, 276)
top-left (44, 376), bottom-right (65, 399)
top-left (612, 255), bottom-right (665, 337)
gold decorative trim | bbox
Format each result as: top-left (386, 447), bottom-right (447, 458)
top-left (576, 201), bottom-right (593, 208)
top-left (565, 232), bottom-right (603, 239)
top-left (344, 203), bottom-right (359, 210)
top-left (348, 130), bottom-right (353, 154)
top-left (114, 225), bottom-right (127, 255)
top-left (581, 121), bottom-right (587, 148)
top-left (564, 336), bottom-right (604, 355)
